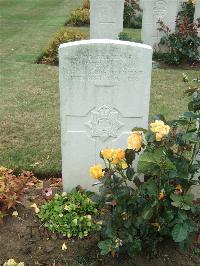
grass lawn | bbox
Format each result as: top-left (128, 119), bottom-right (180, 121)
top-left (0, 0), bottom-right (199, 176)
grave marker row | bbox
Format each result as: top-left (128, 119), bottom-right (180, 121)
top-left (89, 0), bottom-right (200, 48)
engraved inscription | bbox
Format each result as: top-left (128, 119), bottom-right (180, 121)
top-left (85, 105), bottom-right (124, 140)
top-left (62, 47), bottom-right (142, 81)
top-left (153, 0), bottom-right (167, 22)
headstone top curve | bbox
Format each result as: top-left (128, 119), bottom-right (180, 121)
top-left (59, 39), bottom-right (153, 51)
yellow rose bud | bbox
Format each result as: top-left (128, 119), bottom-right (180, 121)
top-left (127, 132), bottom-right (143, 151)
top-left (150, 120), bottom-right (170, 141)
top-left (112, 157), bottom-right (120, 165)
top-left (121, 161), bottom-right (128, 169)
top-left (151, 223), bottom-right (161, 231)
top-left (175, 184), bottom-right (183, 194)
top-left (159, 190), bottom-right (165, 200)
top-left (101, 148), bottom-right (114, 160)
top-left (89, 164), bottom-right (104, 180)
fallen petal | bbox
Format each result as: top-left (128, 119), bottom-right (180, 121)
top-left (12, 211), bottom-right (18, 217)
top-left (62, 242), bottom-right (68, 251)
top-left (30, 203), bottom-right (40, 213)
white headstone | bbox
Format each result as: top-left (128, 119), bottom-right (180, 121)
top-left (59, 40), bottom-right (152, 191)
top-left (90, 0), bottom-right (124, 39)
top-left (141, 0), bottom-right (180, 47)
top-left (194, 0), bottom-right (200, 37)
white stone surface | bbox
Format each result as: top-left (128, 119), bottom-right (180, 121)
top-left (194, 0), bottom-right (200, 37)
top-left (139, 0), bottom-right (144, 9)
top-left (190, 149), bottom-right (200, 200)
top-left (141, 0), bottom-right (180, 47)
top-left (90, 0), bottom-right (124, 39)
top-left (59, 39), bottom-right (152, 191)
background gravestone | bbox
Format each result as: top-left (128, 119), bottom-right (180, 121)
top-left (141, 0), bottom-right (180, 47)
top-left (194, 0), bottom-right (200, 37)
top-left (59, 40), bottom-right (152, 191)
top-left (90, 0), bottom-right (124, 39)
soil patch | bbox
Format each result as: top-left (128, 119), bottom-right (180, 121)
top-left (0, 184), bottom-right (199, 266)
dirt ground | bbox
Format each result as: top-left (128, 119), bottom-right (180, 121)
top-left (0, 184), bottom-right (199, 266)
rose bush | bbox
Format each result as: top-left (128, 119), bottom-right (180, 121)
top-left (155, 0), bottom-right (200, 65)
top-left (89, 75), bottom-right (200, 256)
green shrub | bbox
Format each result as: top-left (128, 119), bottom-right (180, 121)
top-left (89, 76), bottom-right (200, 257)
top-left (129, 14), bottom-right (142, 29)
top-left (155, 1), bottom-right (200, 65)
top-left (67, 8), bottom-right (90, 26)
top-left (67, 0), bottom-right (143, 28)
top-left (39, 189), bottom-right (101, 238)
top-left (178, 0), bottom-right (195, 23)
top-left (124, 0), bottom-right (142, 29)
top-left (118, 31), bottom-right (133, 41)
top-left (40, 28), bottom-right (87, 65)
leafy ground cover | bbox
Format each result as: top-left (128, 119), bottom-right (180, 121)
top-left (0, 0), bottom-right (199, 178)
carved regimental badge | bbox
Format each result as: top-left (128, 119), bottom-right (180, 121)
top-left (85, 105), bottom-right (124, 141)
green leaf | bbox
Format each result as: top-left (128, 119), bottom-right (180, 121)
top-left (141, 207), bottom-right (154, 220)
top-left (126, 168), bottom-right (135, 181)
top-left (171, 194), bottom-right (193, 210)
top-left (132, 127), bottom-right (147, 133)
top-left (183, 194), bottom-right (194, 204)
top-left (134, 176), bottom-right (142, 187)
top-left (172, 223), bottom-right (188, 242)
top-left (170, 193), bottom-right (182, 202)
top-left (170, 119), bottom-right (188, 126)
top-left (143, 179), bottom-right (157, 196)
top-left (171, 201), bottom-right (182, 208)
top-left (125, 149), bottom-right (136, 165)
top-left (98, 240), bottom-right (112, 255)
top-left (180, 204), bottom-right (190, 211)
top-left (183, 132), bottom-right (199, 143)
top-left (138, 147), bottom-right (175, 175)
top-left (181, 112), bottom-right (200, 119)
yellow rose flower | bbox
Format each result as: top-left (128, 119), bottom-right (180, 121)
top-left (89, 164), bottom-right (104, 180)
top-left (101, 149), bottom-right (114, 160)
top-left (127, 132), bottom-right (143, 151)
top-left (112, 149), bottom-right (125, 164)
top-left (150, 120), bottom-right (170, 141)
top-left (115, 149), bottom-right (125, 160)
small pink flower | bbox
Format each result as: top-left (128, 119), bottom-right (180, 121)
top-left (111, 200), bottom-right (117, 207)
top-left (42, 188), bottom-right (53, 200)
